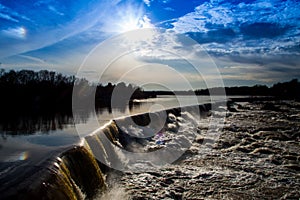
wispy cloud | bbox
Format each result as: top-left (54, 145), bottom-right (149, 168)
top-left (164, 7), bottom-right (175, 11)
top-left (0, 3), bottom-right (31, 23)
top-left (214, 52), bottom-right (300, 84)
top-left (2, 27), bottom-right (26, 39)
top-left (48, 5), bottom-right (64, 16)
top-left (17, 55), bottom-right (47, 64)
top-left (0, 13), bottom-right (19, 22)
top-left (0, 1), bottom-right (122, 58)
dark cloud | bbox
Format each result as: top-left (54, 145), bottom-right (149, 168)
top-left (213, 52), bottom-right (300, 68)
top-left (220, 0), bottom-right (256, 5)
top-left (185, 28), bottom-right (236, 44)
top-left (240, 22), bottom-right (290, 39)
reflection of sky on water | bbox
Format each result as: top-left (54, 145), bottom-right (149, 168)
top-left (0, 96), bottom-right (227, 152)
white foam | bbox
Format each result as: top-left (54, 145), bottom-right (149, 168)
top-left (96, 184), bottom-right (129, 200)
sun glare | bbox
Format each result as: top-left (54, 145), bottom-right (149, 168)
top-left (114, 5), bottom-right (153, 33)
top-left (119, 16), bottom-right (141, 32)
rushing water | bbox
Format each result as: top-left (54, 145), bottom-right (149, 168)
top-left (99, 100), bottom-right (300, 200)
top-left (0, 95), bottom-right (226, 198)
top-left (6, 95), bottom-right (298, 200)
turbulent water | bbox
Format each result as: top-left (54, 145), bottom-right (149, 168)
top-left (100, 100), bottom-right (300, 200)
top-left (1, 100), bottom-right (299, 199)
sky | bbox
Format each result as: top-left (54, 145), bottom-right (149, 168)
top-left (0, 0), bottom-right (299, 89)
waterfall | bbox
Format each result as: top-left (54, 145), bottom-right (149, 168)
top-left (1, 102), bottom-right (220, 199)
top-left (60, 146), bottom-right (107, 199)
top-left (1, 145), bottom-right (106, 200)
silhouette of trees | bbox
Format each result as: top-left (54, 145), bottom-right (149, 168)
top-left (271, 79), bottom-right (300, 99)
top-left (1, 69), bottom-right (298, 114)
top-left (194, 80), bottom-right (299, 100)
top-left (0, 69), bottom-right (74, 134)
top-left (0, 69), bottom-right (75, 114)
top-left (0, 68), bottom-right (298, 134)
top-left (0, 69), bottom-right (148, 115)
top-left (0, 69), bottom-right (150, 134)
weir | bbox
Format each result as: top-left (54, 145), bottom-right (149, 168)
top-left (1, 102), bottom-right (222, 199)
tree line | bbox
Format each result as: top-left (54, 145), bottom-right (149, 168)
top-left (144, 79), bottom-right (300, 100)
top-left (0, 69), bottom-right (299, 116)
top-left (195, 79), bottom-right (300, 99)
top-left (0, 69), bottom-right (147, 115)
top-left (0, 69), bottom-right (298, 134)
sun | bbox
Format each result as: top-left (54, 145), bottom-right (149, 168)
top-left (119, 16), bottom-right (141, 32)
top-left (113, 4), bottom-right (153, 33)
top-left (101, 4), bottom-right (154, 34)
top-left (119, 15), bottom-right (153, 32)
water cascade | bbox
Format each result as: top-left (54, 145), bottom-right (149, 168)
top-left (1, 103), bottom-right (219, 199)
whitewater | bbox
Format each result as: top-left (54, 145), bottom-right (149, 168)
top-left (1, 100), bottom-right (299, 199)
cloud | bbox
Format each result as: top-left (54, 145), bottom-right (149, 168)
top-left (17, 55), bottom-right (47, 64)
top-left (143, 0), bottom-right (151, 7)
top-left (0, 54), bottom-right (53, 72)
top-left (93, 28), bottom-right (267, 88)
top-left (1, 0), bottom-right (299, 87)
top-left (214, 52), bottom-right (300, 84)
top-left (0, 3), bottom-right (31, 23)
top-left (0, 1), bottom-right (123, 58)
top-left (161, 0), bottom-right (171, 3)
top-left (99, 3), bottom-right (154, 33)
top-left (72, 28), bottom-right (224, 90)
top-left (171, 2), bottom-right (234, 33)
top-left (170, 0), bottom-right (300, 57)
top-left (240, 22), bottom-right (289, 39)
top-left (48, 5), bottom-right (64, 16)
top-left (164, 7), bottom-right (175, 11)
top-left (2, 27), bottom-right (26, 39)
top-left (185, 28), bottom-right (236, 44)
top-left (220, 65), bottom-right (300, 84)
top-left (0, 13), bottom-right (19, 22)
top-left (172, 0), bottom-right (300, 33)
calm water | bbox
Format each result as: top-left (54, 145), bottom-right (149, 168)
top-left (0, 96), bottom-right (230, 163)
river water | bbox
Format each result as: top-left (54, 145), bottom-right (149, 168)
top-left (0, 95), bottom-right (225, 199)
top-left (0, 95), bottom-right (225, 148)
top-left (2, 96), bottom-right (298, 199)
top-left (0, 96), bottom-right (223, 177)
top-left (99, 100), bottom-right (300, 200)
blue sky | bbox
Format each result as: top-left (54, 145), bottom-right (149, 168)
top-left (0, 0), bottom-right (299, 88)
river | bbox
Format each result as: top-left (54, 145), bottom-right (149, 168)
top-left (2, 96), bottom-right (298, 199)
top-left (0, 95), bottom-right (226, 148)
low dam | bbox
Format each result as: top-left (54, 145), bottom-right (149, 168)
top-left (1, 100), bottom-right (300, 199)
top-left (1, 102), bottom-right (218, 199)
